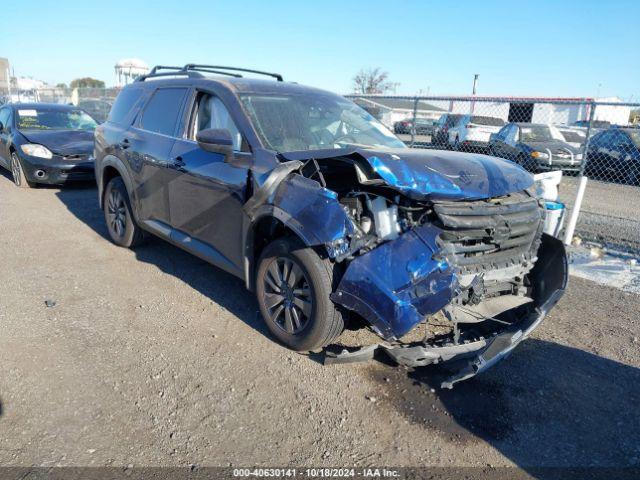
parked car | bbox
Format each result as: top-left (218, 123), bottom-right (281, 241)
top-left (489, 123), bottom-right (583, 173)
top-left (557, 127), bottom-right (587, 149)
top-left (0, 103), bottom-right (97, 188)
top-left (573, 119), bottom-right (611, 129)
top-left (447, 114), bottom-right (505, 151)
top-left (585, 128), bottom-right (640, 185)
top-left (431, 113), bottom-right (463, 147)
top-left (78, 98), bottom-right (113, 124)
top-left (94, 64), bottom-right (566, 387)
top-left (393, 117), bottom-right (436, 135)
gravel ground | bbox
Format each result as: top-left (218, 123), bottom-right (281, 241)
top-left (0, 170), bottom-right (639, 472)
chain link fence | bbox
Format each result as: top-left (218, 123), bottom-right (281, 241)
top-left (1, 86), bottom-right (638, 252)
top-left (0, 86), bottom-right (120, 123)
top-left (347, 94), bottom-right (640, 253)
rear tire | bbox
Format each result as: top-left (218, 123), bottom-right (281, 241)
top-left (256, 238), bottom-right (344, 351)
top-left (103, 176), bottom-right (145, 248)
top-left (11, 153), bottom-right (34, 189)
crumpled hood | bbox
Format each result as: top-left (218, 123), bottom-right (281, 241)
top-left (21, 129), bottom-right (94, 156)
top-left (280, 147), bottom-right (533, 201)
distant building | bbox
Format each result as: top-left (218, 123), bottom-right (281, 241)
top-left (114, 58), bottom-right (149, 86)
top-left (444, 96), bottom-right (632, 126)
top-left (353, 97), bottom-right (445, 127)
top-left (352, 95), bottom-right (633, 128)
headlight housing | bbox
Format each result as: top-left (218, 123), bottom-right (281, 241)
top-left (20, 144), bottom-right (53, 159)
top-left (530, 151), bottom-right (549, 160)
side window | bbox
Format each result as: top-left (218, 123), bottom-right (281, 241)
top-left (0, 108), bottom-right (10, 130)
top-left (614, 131), bottom-right (630, 147)
top-left (140, 88), bottom-right (188, 136)
top-left (191, 93), bottom-right (242, 151)
top-left (108, 87), bottom-right (144, 125)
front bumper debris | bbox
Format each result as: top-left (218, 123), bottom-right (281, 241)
top-left (326, 234), bottom-right (568, 388)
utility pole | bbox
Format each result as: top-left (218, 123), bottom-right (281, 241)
top-left (472, 74), bottom-right (479, 95)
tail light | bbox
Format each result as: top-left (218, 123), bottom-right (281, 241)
top-left (466, 124), bottom-right (476, 128)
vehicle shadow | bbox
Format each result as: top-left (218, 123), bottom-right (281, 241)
top-left (368, 338), bottom-right (640, 475)
top-left (54, 187), bottom-right (271, 341)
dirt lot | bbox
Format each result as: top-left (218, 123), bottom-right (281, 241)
top-left (1, 170), bottom-right (639, 473)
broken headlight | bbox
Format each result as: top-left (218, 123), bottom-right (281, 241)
top-left (326, 238), bottom-right (350, 259)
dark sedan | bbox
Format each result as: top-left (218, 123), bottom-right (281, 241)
top-left (0, 103), bottom-right (97, 188)
top-left (585, 128), bottom-right (640, 185)
top-left (488, 122), bottom-right (583, 172)
top-left (431, 113), bottom-right (463, 147)
top-left (393, 117), bottom-right (436, 135)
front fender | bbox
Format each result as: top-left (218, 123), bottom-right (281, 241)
top-left (245, 172), bottom-right (356, 248)
top-left (331, 223), bottom-right (456, 340)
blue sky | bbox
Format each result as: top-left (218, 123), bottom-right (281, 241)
top-left (2, 0), bottom-right (639, 99)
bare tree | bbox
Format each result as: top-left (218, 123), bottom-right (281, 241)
top-left (352, 68), bottom-right (398, 94)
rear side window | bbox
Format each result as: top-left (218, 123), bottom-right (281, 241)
top-left (446, 115), bottom-right (461, 127)
top-left (140, 88), bottom-right (187, 136)
top-left (108, 87), bottom-right (144, 124)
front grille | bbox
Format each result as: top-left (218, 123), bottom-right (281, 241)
top-left (433, 192), bottom-right (543, 273)
top-left (62, 154), bottom-right (90, 162)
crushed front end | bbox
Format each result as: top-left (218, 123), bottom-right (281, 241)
top-left (327, 188), bottom-right (567, 387)
top-left (258, 149), bottom-right (568, 386)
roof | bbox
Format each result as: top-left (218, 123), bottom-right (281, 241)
top-left (8, 102), bottom-right (77, 110)
top-left (134, 74), bottom-right (344, 98)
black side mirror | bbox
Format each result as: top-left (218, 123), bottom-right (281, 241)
top-left (196, 128), bottom-right (234, 157)
top-left (0, 121), bottom-right (4, 132)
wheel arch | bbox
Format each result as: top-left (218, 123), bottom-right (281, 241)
top-left (98, 155), bottom-right (135, 212)
top-left (244, 209), bottom-right (317, 292)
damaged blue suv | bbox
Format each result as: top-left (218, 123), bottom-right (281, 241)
top-left (95, 65), bottom-right (567, 387)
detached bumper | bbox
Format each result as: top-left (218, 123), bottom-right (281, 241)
top-left (327, 234), bottom-right (568, 388)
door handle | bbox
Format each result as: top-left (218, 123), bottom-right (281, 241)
top-left (119, 138), bottom-right (130, 149)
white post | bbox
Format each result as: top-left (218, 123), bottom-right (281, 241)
top-left (563, 175), bottom-right (588, 245)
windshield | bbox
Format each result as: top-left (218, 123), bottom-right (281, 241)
top-left (471, 116), bottom-right (504, 126)
top-left (240, 93), bottom-right (406, 152)
top-left (17, 107), bottom-right (97, 131)
top-left (520, 125), bottom-right (556, 142)
top-left (560, 129), bottom-right (586, 144)
top-left (626, 130), bottom-right (640, 147)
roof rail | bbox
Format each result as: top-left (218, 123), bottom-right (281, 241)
top-left (137, 65), bottom-right (242, 82)
top-left (183, 64), bottom-right (283, 82)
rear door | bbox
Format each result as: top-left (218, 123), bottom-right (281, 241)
top-left (130, 87), bottom-right (189, 226)
top-left (166, 89), bottom-right (251, 276)
top-left (0, 107), bottom-right (12, 168)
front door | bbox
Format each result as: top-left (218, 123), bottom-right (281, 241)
top-left (167, 91), bottom-right (251, 275)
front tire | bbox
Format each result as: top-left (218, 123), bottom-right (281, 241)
top-left (11, 153), bottom-right (34, 188)
top-left (256, 238), bottom-right (344, 351)
top-left (103, 176), bottom-right (145, 248)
